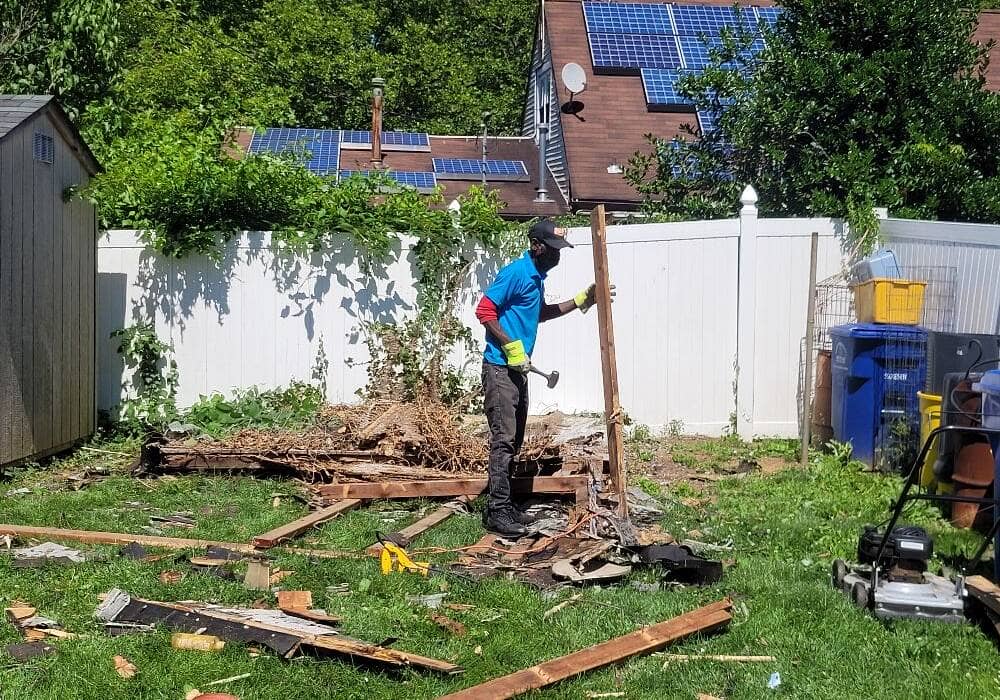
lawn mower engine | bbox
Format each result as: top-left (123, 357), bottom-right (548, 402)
top-left (832, 525), bottom-right (965, 623)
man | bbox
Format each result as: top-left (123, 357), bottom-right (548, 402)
top-left (474, 219), bottom-right (603, 537)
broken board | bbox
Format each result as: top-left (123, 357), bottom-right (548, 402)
top-left (438, 599), bottom-right (732, 699)
top-left (590, 205), bottom-right (628, 518)
top-left (252, 499), bottom-right (364, 548)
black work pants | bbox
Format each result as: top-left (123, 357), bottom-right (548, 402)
top-left (482, 361), bottom-right (528, 513)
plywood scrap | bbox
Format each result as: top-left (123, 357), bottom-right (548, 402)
top-left (244, 561), bottom-right (271, 591)
top-left (252, 499), bottom-right (363, 549)
top-left (5, 641), bottom-right (55, 663)
top-left (438, 599), bottom-right (732, 699)
top-left (96, 589), bottom-right (460, 673)
top-left (12, 541), bottom-right (86, 566)
top-left (276, 590), bottom-right (312, 611)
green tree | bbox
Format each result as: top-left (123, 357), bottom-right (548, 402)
top-left (0, 0), bottom-right (123, 117)
top-left (627, 0), bottom-right (1000, 251)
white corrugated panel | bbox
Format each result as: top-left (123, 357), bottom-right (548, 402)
top-left (881, 218), bottom-right (1000, 334)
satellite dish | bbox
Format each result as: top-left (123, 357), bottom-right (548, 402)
top-left (561, 63), bottom-right (587, 94)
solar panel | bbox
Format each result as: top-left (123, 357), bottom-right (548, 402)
top-left (588, 33), bottom-right (681, 74)
top-left (339, 169), bottom-right (437, 192)
top-left (432, 158), bottom-right (529, 181)
top-left (696, 108), bottom-right (721, 135)
top-left (671, 5), bottom-right (744, 35)
top-left (754, 7), bottom-right (783, 30)
top-left (640, 69), bottom-right (696, 111)
top-left (582, 2), bottom-right (672, 35)
top-left (679, 35), bottom-right (764, 70)
top-left (248, 128), bottom-right (340, 175)
top-left (340, 130), bottom-right (431, 151)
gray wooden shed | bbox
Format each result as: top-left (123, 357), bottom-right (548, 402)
top-left (0, 95), bottom-right (100, 467)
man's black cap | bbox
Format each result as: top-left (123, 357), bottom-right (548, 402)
top-left (528, 219), bottom-right (574, 249)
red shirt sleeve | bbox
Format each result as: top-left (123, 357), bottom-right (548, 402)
top-left (475, 296), bottom-right (498, 324)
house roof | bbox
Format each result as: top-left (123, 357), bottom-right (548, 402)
top-left (541, 1), bottom-right (1000, 209)
top-left (0, 95), bottom-right (101, 175)
top-left (232, 127), bottom-right (564, 219)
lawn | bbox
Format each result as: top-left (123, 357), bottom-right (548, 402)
top-left (0, 435), bottom-right (998, 699)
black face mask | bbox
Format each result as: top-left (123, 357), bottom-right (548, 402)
top-left (531, 243), bottom-right (561, 272)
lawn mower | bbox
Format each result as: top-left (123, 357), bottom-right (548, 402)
top-left (832, 424), bottom-right (1000, 623)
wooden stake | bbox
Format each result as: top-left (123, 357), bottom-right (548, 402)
top-left (801, 231), bottom-right (819, 465)
top-left (438, 599), bottom-right (732, 699)
top-left (590, 205), bottom-right (628, 517)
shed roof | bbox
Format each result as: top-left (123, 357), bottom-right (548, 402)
top-left (0, 95), bottom-right (101, 175)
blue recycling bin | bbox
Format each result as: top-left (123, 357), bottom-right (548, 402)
top-left (831, 324), bottom-right (928, 467)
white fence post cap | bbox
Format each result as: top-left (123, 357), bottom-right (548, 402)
top-left (740, 184), bottom-right (758, 207)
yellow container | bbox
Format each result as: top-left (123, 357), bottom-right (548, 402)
top-left (917, 392), bottom-right (944, 491)
top-left (852, 278), bottom-right (927, 325)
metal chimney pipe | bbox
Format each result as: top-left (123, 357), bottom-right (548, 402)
top-left (371, 76), bottom-right (384, 167)
top-left (534, 71), bottom-right (552, 203)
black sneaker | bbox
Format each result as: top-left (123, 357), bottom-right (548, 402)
top-left (484, 509), bottom-right (528, 538)
top-left (509, 508), bottom-right (540, 525)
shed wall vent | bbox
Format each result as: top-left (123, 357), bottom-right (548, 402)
top-left (33, 132), bottom-right (54, 163)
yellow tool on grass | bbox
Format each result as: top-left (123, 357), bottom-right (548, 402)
top-left (379, 537), bottom-right (431, 576)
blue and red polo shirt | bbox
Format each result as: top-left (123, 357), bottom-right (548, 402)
top-left (480, 251), bottom-right (547, 366)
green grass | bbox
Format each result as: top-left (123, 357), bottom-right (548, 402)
top-left (0, 440), bottom-right (998, 699)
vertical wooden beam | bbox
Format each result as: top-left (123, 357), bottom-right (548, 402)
top-left (590, 205), bottom-right (628, 517)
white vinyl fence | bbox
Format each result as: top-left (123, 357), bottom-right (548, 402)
top-left (881, 218), bottom-right (1000, 335)
top-left (98, 188), bottom-right (850, 438)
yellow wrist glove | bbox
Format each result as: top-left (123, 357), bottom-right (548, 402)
top-left (575, 283), bottom-right (616, 313)
top-left (501, 340), bottom-right (531, 373)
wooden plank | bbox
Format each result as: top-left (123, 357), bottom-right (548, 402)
top-left (590, 205), bottom-right (628, 517)
top-left (304, 634), bottom-right (462, 674)
top-left (367, 496), bottom-right (473, 554)
top-left (438, 599), bottom-right (732, 699)
top-left (103, 593), bottom-right (457, 673)
top-left (0, 523), bottom-right (357, 560)
top-left (966, 575), bottom-right (1000, 617)
top-left (252, 499), bottom-right (364, 549)
top-left (316, 476), bottom-right (587, 500)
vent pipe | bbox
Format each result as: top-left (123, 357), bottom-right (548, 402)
top-left (534, 70), bottom-right (552, 203)
top-left (371, 76), bottom-right (384, 167)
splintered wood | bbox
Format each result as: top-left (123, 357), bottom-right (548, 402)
top-left (439, 599), bottom-right (733, 699)
top-left (590, 205), bottom-right (628, 517)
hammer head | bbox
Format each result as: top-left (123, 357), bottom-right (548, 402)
top-left (547, 370), bottom-right (560, 389)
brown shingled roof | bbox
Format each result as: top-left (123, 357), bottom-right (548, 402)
top-left (234, 128), bottom-right (564, 218)
top-left (543, 0), bottom-right (1000, 208)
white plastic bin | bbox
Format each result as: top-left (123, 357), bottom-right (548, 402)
top-left (972, 369), bottom-right (1000, 430)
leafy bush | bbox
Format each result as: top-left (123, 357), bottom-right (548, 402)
top-left (183, 382), bottom-right (325, 437)
top-left (627, 0), bottom-right (1000, 251)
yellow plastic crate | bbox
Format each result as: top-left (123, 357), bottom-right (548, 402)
top-left (852, 278), bottom-right (927, 325)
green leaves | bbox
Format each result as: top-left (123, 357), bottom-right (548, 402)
top-left (628, 0), bottom-right (1000, 248)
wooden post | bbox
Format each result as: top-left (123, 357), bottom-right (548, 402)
top-left (590, 205), bottom-right (628, 517)
top-left (801, 231), bottom-right (820, 465)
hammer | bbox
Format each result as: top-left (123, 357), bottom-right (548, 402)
top-left (530, 366), bottom-right (560, 388)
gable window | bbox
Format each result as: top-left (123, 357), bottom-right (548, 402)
top-left (33, 132), bottom-right (54, 164)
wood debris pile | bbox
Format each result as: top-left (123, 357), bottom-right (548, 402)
top-left (141, 400), bottom-right (589, 482)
